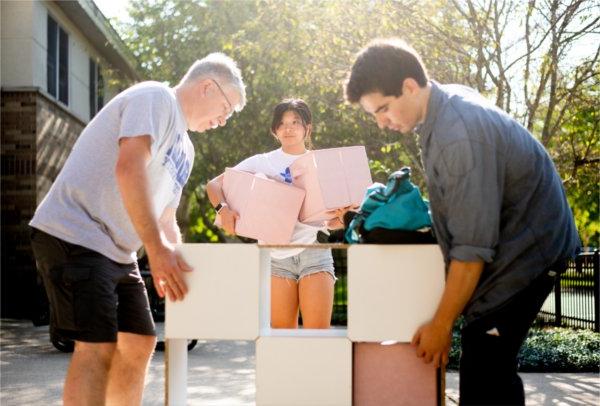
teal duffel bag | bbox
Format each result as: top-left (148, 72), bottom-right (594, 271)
top-left (345, 167), bottom-right (432, 243)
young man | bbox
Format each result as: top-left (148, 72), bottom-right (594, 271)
top-left (345, 39), bottom-right (580, 405)
top-left (29, 53), bottom-right (246, 405)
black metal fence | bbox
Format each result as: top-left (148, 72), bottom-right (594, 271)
top-left (331, 249), bottom-right (600, 331)
top-left (332, 248), bottom-right (348, 326)
top-left (538, 250), bottom-right (600, 332)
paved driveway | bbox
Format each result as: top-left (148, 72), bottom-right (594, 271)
top-left (1, 319), bottom-right (598, 405)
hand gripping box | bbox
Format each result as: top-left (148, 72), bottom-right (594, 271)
top-left (217, 168), bottom-right (305, 244)
top-left (289, 146), bottom-right (373, 222)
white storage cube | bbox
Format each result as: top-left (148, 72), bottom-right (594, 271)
top-left (256, 331), bottom-right (352, 406)
top-left (165, 243), bottom-right (271, 340)
top-left (348, 245), bottom-right (445, 342)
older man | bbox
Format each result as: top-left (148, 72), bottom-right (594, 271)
top-left (30, 53), bottom-right (246, 405)
top-left (345, 39), bottom-right (579, 405)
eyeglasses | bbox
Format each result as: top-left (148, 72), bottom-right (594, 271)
top-left (211, 79), bottom-right (233, 120)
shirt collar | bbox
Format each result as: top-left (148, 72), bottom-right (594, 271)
top-left (415, 80), bottom-right (443, 148)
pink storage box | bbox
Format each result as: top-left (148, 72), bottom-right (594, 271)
top-left (289, 146), bottom-right (372, 222)
top-left (217, 168), bottom-right (305, 244)
top-left (353, 342), bottom-right (442, 406)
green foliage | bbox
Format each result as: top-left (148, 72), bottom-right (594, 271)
top-left (447, 319), bottom-right (464, 370)
top-left (116, 0), bottom-right (598, 244)
top-left (551, 74), bottom-right (600, 247)
top-left (187, 189), bottom-right (220, 242)
top-left (116, 0), bottom-right (475, 241)
top-left (517, 327), bottom-right (600, 372)
top-left (448, 325), bottom-right (600, 372)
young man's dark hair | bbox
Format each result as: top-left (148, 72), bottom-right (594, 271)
top-left (345, 38), bottom-right (429, 103)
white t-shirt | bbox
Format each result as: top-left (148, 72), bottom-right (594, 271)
top-left (234, 148), bottom-right (324, 259)
top-left (30, 82), bottom-right (194, 264)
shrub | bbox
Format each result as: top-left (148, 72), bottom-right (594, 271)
top-left (448, 324), bottom-right (600, 372)
top-left (517, 327), bottom-right (600, 372)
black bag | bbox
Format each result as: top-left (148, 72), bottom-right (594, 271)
top-left (322, 211), bottom-right (436, 244)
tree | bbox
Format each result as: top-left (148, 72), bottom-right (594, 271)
top-left (552, 74), bottom-right (599, 246)
top-left (402, 0), bottom-right (600, 245)
top-left (117, 0), bottom-right (599, 245)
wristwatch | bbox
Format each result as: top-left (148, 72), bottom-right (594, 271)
top-left (214, 202), bottom-right (227, 214)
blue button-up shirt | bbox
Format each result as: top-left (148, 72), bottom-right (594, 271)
top-left (416, 81), bottom-right (580, 323)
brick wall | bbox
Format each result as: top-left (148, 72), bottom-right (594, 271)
top-left (35, 91), bottom-right (84, 199)
top-left (1, 89), bottom-right (84, 318)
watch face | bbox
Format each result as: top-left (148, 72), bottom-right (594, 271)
top-left (215, 203), bottom-right (225, 213)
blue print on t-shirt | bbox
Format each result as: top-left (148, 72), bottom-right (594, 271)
top-left (163, 133), bottom-right (191, 192)
top-left (280, 167), bottom-right (292, 184)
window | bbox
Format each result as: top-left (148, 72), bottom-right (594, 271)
top-left (89, 59), bottom-right (104, 118)
top-left (47, 15), bottom-right (68, 105)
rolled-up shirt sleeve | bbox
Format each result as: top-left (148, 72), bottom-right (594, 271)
top-left (438, 137), bottom-right (501, 263)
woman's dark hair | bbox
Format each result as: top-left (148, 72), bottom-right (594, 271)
top-left (270, 98), bottom-right (313, 149)
top-left (345, 38), bottom-right (429, 104)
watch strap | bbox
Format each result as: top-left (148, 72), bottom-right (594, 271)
top-left (215, 202), bottom-right (227, 214)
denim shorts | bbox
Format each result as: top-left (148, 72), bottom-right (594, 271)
top-left (271, 248), bottom-right (336, 282)
top-left (30, 228), bottom-right (156, 343)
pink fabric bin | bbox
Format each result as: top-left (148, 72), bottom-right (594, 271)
top-left (216, 168), bottom-right (305, 244)
top-left (289, 146), bottom-right (372, 222)
top-left (353, 342), bottom-right (442, 406)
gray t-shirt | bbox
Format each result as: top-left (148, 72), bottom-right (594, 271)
top-left (30, 81), bottom-right (194, 264)
top-left (416, 81), bottom-right (580, 323)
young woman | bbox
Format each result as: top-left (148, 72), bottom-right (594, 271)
top-left (207, 98), bottom-right (338, 329)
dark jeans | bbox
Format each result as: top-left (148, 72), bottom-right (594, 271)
top-left (459, 262), bottom-right (566, 406)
